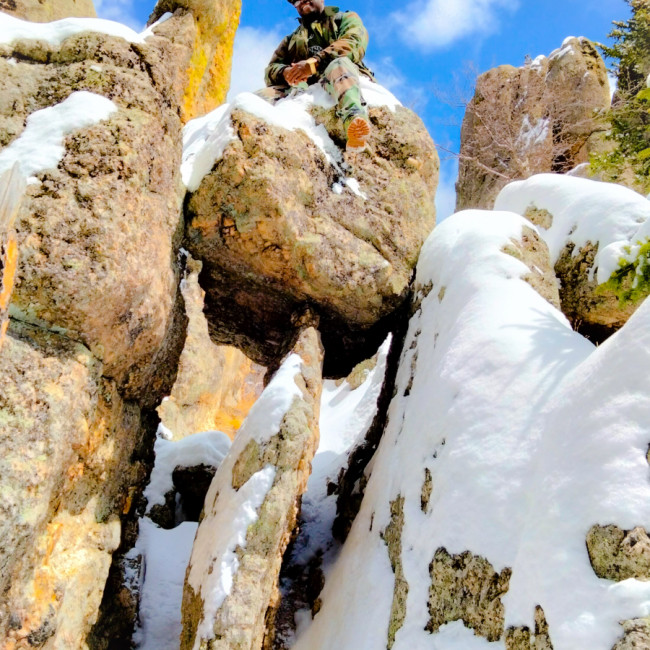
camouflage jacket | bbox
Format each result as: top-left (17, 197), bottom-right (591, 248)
top-left (265, 6), bottom-right (373, 86)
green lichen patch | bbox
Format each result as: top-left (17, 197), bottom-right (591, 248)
top-left (602, 238), bottom-right (650, 306)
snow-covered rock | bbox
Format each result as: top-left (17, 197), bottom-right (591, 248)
top-left (496, 173), bottom-right (650, 338)
top-left (181, 327), bottom-right (323, 650)
top-left (293, 208), bottom-right (650, 650)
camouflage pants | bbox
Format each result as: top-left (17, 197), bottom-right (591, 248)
top-left (256, 57), bottom-right (367, 130)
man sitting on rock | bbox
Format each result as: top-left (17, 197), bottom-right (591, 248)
top-left (257, 0), bottom-right (374, 151)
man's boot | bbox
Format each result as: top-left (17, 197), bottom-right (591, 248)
top-left (346, 115), bottom-right (371, 152)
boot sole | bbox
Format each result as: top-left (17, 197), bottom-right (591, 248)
top-left (346, 116), bottom-right (371, 151)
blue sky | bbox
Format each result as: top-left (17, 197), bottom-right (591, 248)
top-left (97, 0), bottom-right (631, 217)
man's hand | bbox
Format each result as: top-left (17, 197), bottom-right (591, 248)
top-left (283, 61), bottom-right (313, 86)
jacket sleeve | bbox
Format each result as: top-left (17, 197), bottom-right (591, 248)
top-left (264, 35), bottom-right (292, 86)
top-left (313, 12), bottom-right (368, 71)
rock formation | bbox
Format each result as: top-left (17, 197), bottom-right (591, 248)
top-left (457, 37), bottom-right (611, 210)
top-left (1, 0), bottom-right (96, 22)
top-left (4, 0), bottom-right (649, 648)
top-left (180, 327), bottom-right (323, 650)
top-left (0, 0), bottom-right (242, 644)
top-left (157, 255), bottom-right (265, 441)
top-left (183, 87), bottom-right (438, 373)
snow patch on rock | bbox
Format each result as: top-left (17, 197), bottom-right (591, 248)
top-left (495, 173), bottom-right (650, 283)
top-left (186, 353), bottom-right (304, 649)
top-left (132, 519), bottom-right (198, 650)
top-left (143, 429), bottom-right (232, 512)
top-left (0, 91), bottom-right (117, 182)
top-left (0, 11), bottom-right (172, 48)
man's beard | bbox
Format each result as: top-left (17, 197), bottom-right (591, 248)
top-left (301, 5), bottom-right (323, 23)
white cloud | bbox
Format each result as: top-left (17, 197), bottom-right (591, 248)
top-left (435, 158), bottom-right (458, 222)
top-left (392, 0), bottom-right (518, 51)
top-left (94, 0), bottom-right (143, 31)
top-left (228, 26), bottom-right (284, 100)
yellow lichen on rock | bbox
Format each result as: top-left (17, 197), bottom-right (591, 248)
top-left (4, 503), bottom-right (120, 650)
top-left (0, 322), bottom-right (141, 647)
top-left (157, 257), bottom-right (265, 439)
top-left (0, 165), bottom-right (24, 352)
top-left (150, 0), bottom-right (242, 122)
top-left (183, 1), bottom-right (240, 121)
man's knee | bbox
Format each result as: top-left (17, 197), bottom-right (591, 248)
top-left (323, 57), bottom-right (360, 80)
top-left (323, 58), bottom-right (360, 99)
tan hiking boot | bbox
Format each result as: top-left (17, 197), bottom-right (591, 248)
top-left (346, 115), bottom-right (371, 152)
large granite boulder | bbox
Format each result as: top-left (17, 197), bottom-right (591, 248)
top-left (0, 18), bottom-right (188, 397)
top-left (457, 37), bottom-right (611, 210)
top-left (184, 86), bottom-right (439, 372)
top-left (181, 326), bottom-right (323, 650)
top-left (0, 0), bottom-right (97, 21)
top-left (0, 0), bottom-right (241, 644)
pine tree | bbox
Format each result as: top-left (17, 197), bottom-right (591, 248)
top-left (592, 0), bottom-right (650, 188)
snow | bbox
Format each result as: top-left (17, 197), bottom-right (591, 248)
top-left (132, 428), bottom-right (231, 649)
top-left (549, 36), bottom-right (579, 62)
top-left (344, 177), bottom-right (368, 200)
top-left (143, 429), bottom-right (232, 511)
top-left (359, 76), bottom-right (401, 111)
top-left (503, 296), bottom-right (650, 647)
top-left (181, 78), bottom-right (400, 193)
top-left (495, 173), bottom-right (650, 283)
top-left (186, 353), bottom-right (305, 649)
top-left (0, 11), bottom-right (172, 48)
top-left (132, 519), bottom-right (198, 650)
top-left (295, 207), bottom-right (650, 649)
top-left (516, 115), bottom-right (549, 151)
top-left (290, 337), bottom-right (391, 573)
top-left (0, 91), bottom-right (117, 182)
top-left (529, 54), bottom-right (546, 72)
